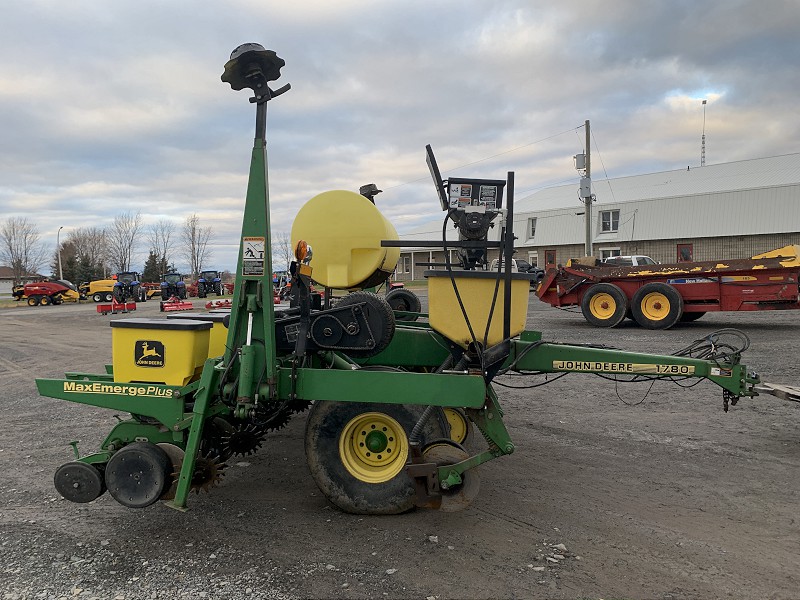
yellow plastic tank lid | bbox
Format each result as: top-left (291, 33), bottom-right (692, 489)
top-left (109, 318), bottom-right (212, 330)
top-left (291, 190), bottom-right (400, 289)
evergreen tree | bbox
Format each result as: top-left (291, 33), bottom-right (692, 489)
top-left (141, 251), bottom-right (161, 283)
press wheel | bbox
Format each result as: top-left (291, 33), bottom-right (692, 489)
top-left (54, 461), bottom-right (106, 503)
top-left (105, 442), bottom-right (171, 508)
top-left (423, 440), bottom-right (480, 512)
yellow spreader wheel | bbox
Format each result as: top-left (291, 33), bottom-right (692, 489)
top-left (580, 283), bottom-right (628, 327)
top-left (443, 408), bottom-right (470, 445)
top-left (339, 412), bottom-right (409, 484)
top-left (588, 293), bottom-right (617, 319)
top-left (631, 282), bottom-right (683, 329)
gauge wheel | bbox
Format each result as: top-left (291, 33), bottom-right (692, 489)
top-left (105, 442), bottom-right (172, 508)
top-left (423, 440), bottom-right (480, 512)
top-left (580, 283), bottom-right (628, 327)
top-left (631, 282), bottom-right (684, 329)
top-left (27, 296), bottom-right (41, 306)
top-left (54, 461), bottom-right (106, 503)
top-left (385, 288), bottom-right (422, 322)
top-left (305, 402), bottom-right (443, 515)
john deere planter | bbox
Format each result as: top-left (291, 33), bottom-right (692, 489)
top-left (38, 44), bottom-right (791, 515)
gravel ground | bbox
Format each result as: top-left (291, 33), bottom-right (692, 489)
top-left (0, 295), bottom-right (798, 599)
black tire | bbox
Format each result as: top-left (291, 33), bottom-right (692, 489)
top-left (27, 296), bottom-right (40, 306)
top-left (92, 292), bottom-right (103, 303)
top-left (130, 284), bottom-right (141, 303)
top-left (105, 442), bottom-right (171, 508)
top-left (305, 401), bottom-right (445, 515)
top-left (198, 288), bottom-right (206, 299)
top-left (54, 461), bottom-right (106, 503)
top-left (39, 295), bottom-right (52, 306)
top-left (385, 288), bottom-right (422, 322)
top-left (631, 283), bottom-right (684, 329)
top-left (104, 292), bottom-right (113, 302)
top-left (335, 291), bottom-right (396, 357)
top-left (580, 283), bottom-right (628, 328)
top-left (680, 311), bottom-right (705, 322)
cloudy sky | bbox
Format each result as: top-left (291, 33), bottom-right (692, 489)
top-left (2, 0), bottom-right (798, 273)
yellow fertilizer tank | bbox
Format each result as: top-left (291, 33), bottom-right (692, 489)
top-left (110, 318), bottom-right (212, 386)
top-left (425, 269), bottom-right (531, 349)
top-left (291, 190), bottom-right (400, 289)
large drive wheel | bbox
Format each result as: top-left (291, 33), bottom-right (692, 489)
top-left (631, 283), bottom-right (683, 329)
top-left (27, 296), bottom-right (41, 306)
top-left (385, 288), bottom-right (422, 322)
top-left (105, 442), bottom-right (172, 508)
top-left (54, 461), bottom-right (106, 503)
top-left (580, 283), bottom-right (628, 327)
top-left (305, 401), bottom-right (443, 515)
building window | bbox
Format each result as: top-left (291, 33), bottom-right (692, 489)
top-left (600, 248), bottom-right (621, 260)
top-left (528, 217), bottom-right (537, 239)
top-left (545, 249), bottom-right (556, 265)
top-left (600, 210), bottom-right (620, 233)
top-left (677, 243), bottom-right (693, 262)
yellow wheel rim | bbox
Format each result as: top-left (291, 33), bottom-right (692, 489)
top-left (339, 412), bottom-right (408, 484)
top-left (443, 408), bottom-right (469, 444)
top-left (589, 293), bottom-right (617, 320)
top-left (640, 292), bottom-right (670, 320)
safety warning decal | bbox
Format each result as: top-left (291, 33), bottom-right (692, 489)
top-left (242, 236), bottom-right (265, 276)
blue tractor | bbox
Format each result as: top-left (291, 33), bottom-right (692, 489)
top-left (112, 272), bottom-right (144, 303)
top-left (197, 270), bottom-right (223, 298)
top-left (160, 271), bottom-right (187, 300)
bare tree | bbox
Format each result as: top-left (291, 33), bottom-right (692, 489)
top-left (0, 217), bottom-right (48, 283)
top-left (272, 231), bottom-right (294, 272)
top-left (182, 214), bottom-right (213, 279)
top-left (148, 219), bottom-right (176, 274)
top-left (106, 211), bottom-right (142, 273)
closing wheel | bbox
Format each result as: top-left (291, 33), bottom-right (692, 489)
top-left (305, 401), bottom-right (444, 515)
top-left (580, 283), bottom-right (628, 327)
top-left (105, 442), bottom-right (171, 508)
top-left (423, 440), bottom-right (480, 512)
top-left (631, 282), bottom-right (684, 329)
top-left (54, 461), bottom-right (106, 503)
top-left (156, 443), bottom-right (185, 501)
top-left (385, 288), bottom-right (421, 322)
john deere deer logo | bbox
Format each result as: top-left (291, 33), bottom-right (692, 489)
top-left (135, 340), bottom-right (165, 367)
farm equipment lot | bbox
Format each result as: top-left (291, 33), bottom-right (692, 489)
top-left (0, 297), bottom-right (797, 599)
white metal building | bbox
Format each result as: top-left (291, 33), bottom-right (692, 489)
top-left (395, 152), bottom-right (800, 279)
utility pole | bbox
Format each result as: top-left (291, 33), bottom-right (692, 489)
top-left (581, 120), bottom-right (592, 257)
top-left (701, 99), bottom-right (707, 166)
